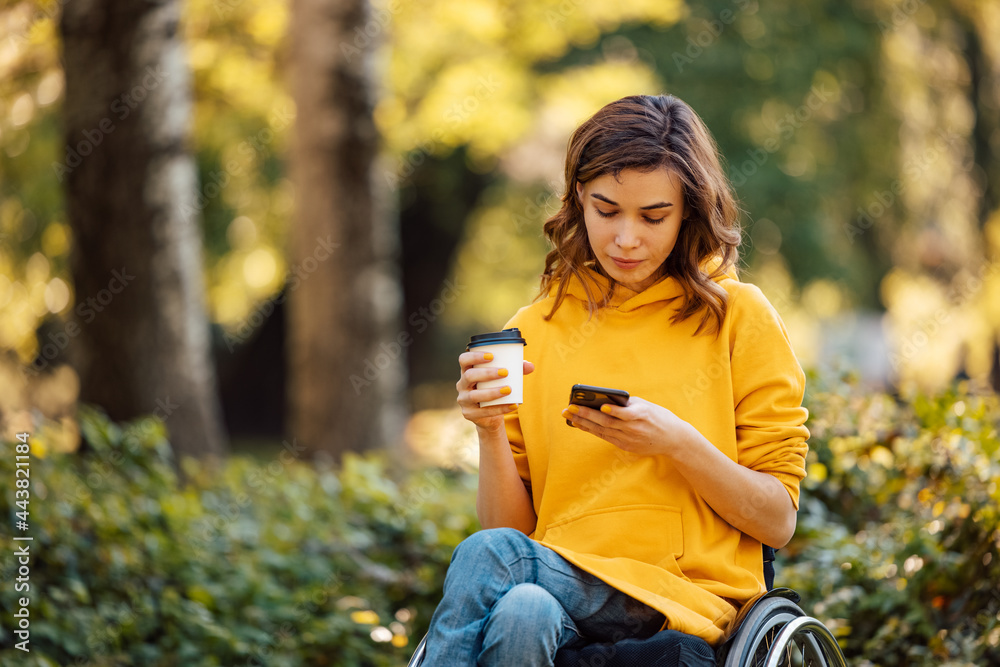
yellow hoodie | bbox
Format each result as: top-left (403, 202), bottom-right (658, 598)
top-left (501, 264), bottom-right (809, 645)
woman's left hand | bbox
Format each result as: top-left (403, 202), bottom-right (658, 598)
top-left (562, 396), bottom-right (693, 458)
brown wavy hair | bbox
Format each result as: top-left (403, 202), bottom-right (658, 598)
top-left (539, 94), bottom-right (742, 335)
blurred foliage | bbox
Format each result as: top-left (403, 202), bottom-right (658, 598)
top-left (872, 0), bottom-right (1000, 390)
top-left (0, 406), bottom-right (481, 666)
top-left (786, 374), bottom-right (1000, 665)
top-left (378, 0), bottom-right (682, 164)
top-left (0, 0), bottom-right (67, 361)
top-left (2, 378), bottom-right (998, 664)
top-left (184, 0), bottom-right (296, 329)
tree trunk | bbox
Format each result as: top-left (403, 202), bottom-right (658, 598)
top-left (60, 0), bottom-right (227, 459)
top-left (288, 0), bottom-right (405, 458)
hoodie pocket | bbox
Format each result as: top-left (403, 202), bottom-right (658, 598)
top-left (540, 504), bottom-right (684, 567)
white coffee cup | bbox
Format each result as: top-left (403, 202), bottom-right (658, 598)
top-left (468, 328), bottom-right (527, 407)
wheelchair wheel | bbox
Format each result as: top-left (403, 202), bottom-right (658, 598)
top-left (719, 596), bottom-right (845, 667)
top-left (406, 634), bottom-right (427, 667)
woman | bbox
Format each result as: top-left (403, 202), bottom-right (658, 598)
top-left (421, 94), bottom-right (809, 666)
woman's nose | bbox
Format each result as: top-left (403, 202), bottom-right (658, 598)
top-left (615, 220), bottom-right (641, 249)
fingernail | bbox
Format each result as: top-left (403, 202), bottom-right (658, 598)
top-left (562, 409), bottom-right (570, 418)
top-left (484, 352), bottom-right (494, 362)
top-left (498, 368), bottom-right (508, 378)
top-left (600, 404), bottom-right (612, 413)
top-left (501, 387), bottom-right (512, 395)
top-left (567, 405), bottom-right (579, 414)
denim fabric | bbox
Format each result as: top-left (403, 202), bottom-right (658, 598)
top-left (421, 528), bottom-right (667, 666)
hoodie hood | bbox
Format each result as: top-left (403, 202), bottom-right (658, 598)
top-left (563, 255), bottom-right (738, 313)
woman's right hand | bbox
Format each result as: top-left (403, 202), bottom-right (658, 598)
top-left (456, 351), bottom-right (535, 432)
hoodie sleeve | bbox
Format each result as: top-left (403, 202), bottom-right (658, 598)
top-left (503, 408), bottom-right (531, 494)
top-left (501, 308), bottom-right (532, 494)
top-left (728, 284), bottom-right (809, 509)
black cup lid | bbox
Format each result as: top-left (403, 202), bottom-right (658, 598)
top-left (468, 328), bottom-right (526, 348)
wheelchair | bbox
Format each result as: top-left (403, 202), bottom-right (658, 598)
top-left (406, 546), bottom-right (848, 666)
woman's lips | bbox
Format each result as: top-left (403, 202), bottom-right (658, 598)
top-left (611, 257), bottom-right (643, 270)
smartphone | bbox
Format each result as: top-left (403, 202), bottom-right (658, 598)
top-left (567, 384), bottom-right (630, 425)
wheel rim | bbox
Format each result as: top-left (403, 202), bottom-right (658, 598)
top-left (755, 632), bottom-right (818, 667)
top-left (762, 617), bottom-right (848, 667)
top-left (721, 595), bottom-right (846, 667)
top-left (723, 597), bottom-right (807, 667)
top-left (747, 611), bottom-right (799, 666)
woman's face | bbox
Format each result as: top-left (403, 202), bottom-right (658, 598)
top-left (576, 167), bottom-right (686, 293)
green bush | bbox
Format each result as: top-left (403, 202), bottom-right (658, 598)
top-left (2, 379), bottom-right (998, 666)
top-left (785, 376), bottom-right (1000, 666)
top-left (0, 406), bottom-right (479, 666)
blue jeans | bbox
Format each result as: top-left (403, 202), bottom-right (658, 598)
top-left (422, 528), bottom-right (667, 666)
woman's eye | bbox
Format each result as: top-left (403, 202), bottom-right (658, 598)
top-left (594, 207), bottom-right (663, 224)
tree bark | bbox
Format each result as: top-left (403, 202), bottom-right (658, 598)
top-left (288, 0), bottom-right (405, 458)
top-left (60, 0), bottom-right (226, 459)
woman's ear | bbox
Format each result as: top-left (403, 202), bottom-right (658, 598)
top-left (575, 181), bottom-right (585, 205)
